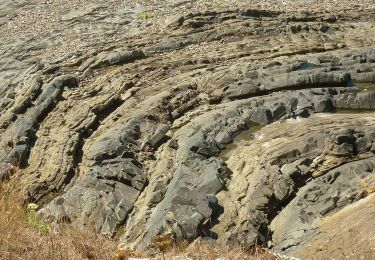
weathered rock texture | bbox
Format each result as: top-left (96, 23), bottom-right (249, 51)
top-left (1, 0), bottom-right (375, 257)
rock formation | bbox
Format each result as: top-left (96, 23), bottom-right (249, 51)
top-left (0, 0), bottom-right (374, 258)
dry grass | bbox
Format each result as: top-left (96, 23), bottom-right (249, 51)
top-left (0, 175), bottom-right (280, 260)
top-left (160, 240), bottom-right (280, 260)
top-left (0, 178), bottom-right (117, 260)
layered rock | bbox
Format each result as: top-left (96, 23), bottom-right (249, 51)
top-left (0, 0), bottom-right (375, 258)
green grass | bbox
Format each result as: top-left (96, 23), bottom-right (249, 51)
top-left (138, 12), bottom-right (154, 21)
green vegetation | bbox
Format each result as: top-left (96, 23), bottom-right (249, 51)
top-left (0, 178), bottom-right (117, 259)
top-left (26, 203), bottom-right (51, 234)
top-left (137, 11), bottom-right (154, 21)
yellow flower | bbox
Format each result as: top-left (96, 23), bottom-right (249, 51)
top-left (27, 203), bottom-right (39, 211)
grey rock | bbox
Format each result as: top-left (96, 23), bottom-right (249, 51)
top-left (270, 158), bottom-right (375, 252)
top-left (322, 14), bottom-right (337, 23)
top-left (165, 14), bottom-right (185, 28)
top-left (261, 71), bottom-right (351, 91)
top-left (38, 120), bottom-right (146, 235)
top-left (225, 79), bottom-right (260, 100)
top-left (355, 135), bottom-right (372, 153)
top-left (281, 163), bottom-right (300, 177)
top-left (250, 107), bottom-right (273, 125)
top-left (273, 176), bottom-right (293, 201)
top-left (187, 132), bottom-right (220, 158)
top-left (314, 98), bottom-right (334, 112)
top-left (91, 50), bottom-right (145, 69)
top-left (271, 104), bottom-right (287, 120)
top-left (215, 131), bottom-right (233, 145)
top-left (1, 3), bottom-right (375, 257)
top-left (147, 124), bottom-right (170, 148)
top-left (0, 75), bottom-right (78, 167)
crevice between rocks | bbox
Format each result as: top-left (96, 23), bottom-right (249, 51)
top-left (67, 97), bottom-right (126, 187)
top-left (21, 84), bottom-right (68, 169)
top-left (227, 81), bottom-right (350, 102)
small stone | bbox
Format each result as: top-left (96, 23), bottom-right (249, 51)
top-left (215, 131), bottom-right (233, 145)
top-left (165, 14), bottom-right (185, 27)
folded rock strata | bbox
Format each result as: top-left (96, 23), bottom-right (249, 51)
top-left (0, 0), bottom-right (375, 257)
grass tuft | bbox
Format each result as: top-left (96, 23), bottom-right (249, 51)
top-left (138, 12), bottom-right (154, 21)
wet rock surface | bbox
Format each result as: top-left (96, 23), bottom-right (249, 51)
top-left (1, 0), bottom-right (375, 257)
